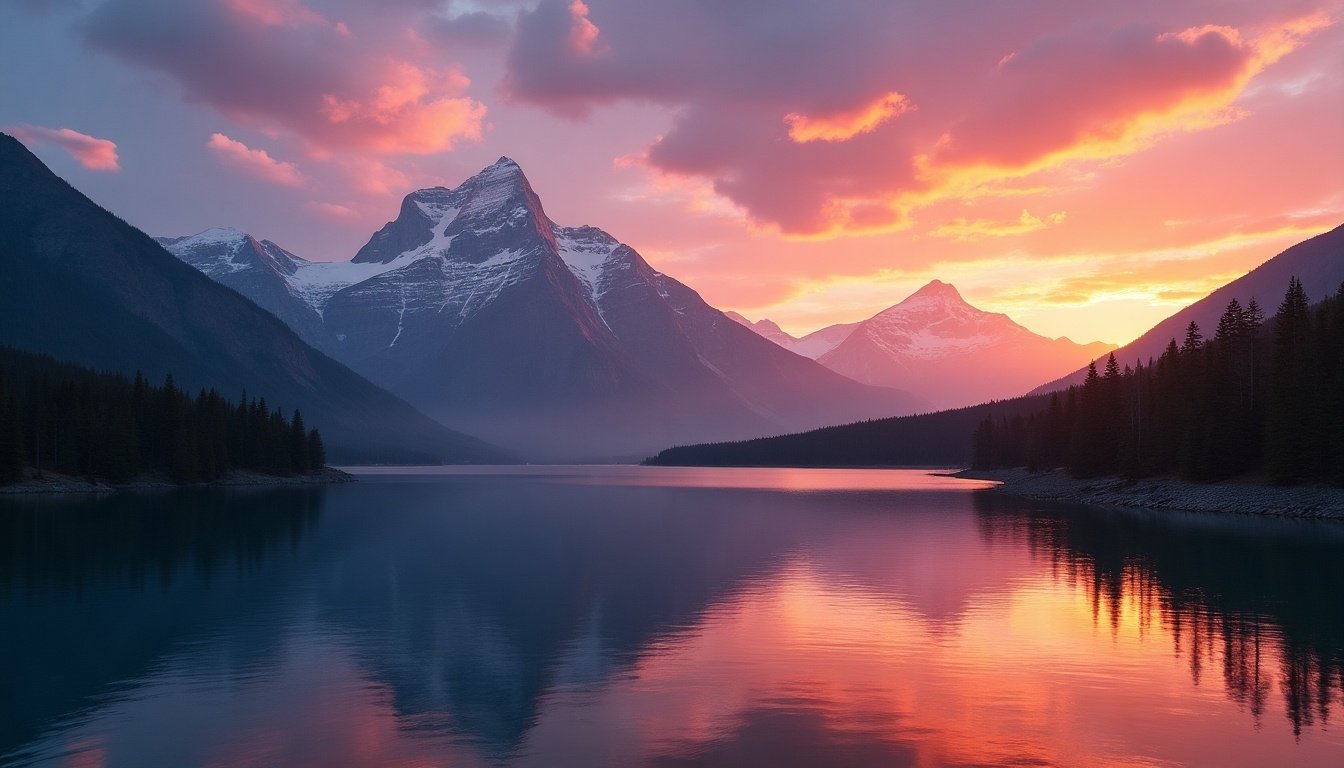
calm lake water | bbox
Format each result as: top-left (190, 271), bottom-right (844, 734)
top-left (2, 467), bottom-right (1343, 767)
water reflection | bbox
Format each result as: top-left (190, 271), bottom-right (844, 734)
top-left (974, 494), bottom-right (1344, 738)
top-left (1, 470), bottom-right (1341, 767)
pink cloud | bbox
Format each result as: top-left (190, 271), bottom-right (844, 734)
top-left (6, 124), bottom-right (120, 171)
top-left (83, 0), bottom-right (487, 156)
top-left (224, 0), bottom-right (325, 28)
top-left (319, 63), bottom-right (485, 154)
top-left (568, 0), bottom-right (600, 55)
top-left (931, 24), bottom-right (1262, 172)
top-left (206, 133), bottom-right (306, 186)
top-left (341, 156), bottom-right (411, 197)
top-left (504, 1), bottom-right (1336, 236)
top-left (308, 201), bottom-right (360, 219)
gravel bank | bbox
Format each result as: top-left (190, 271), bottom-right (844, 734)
top-left (0, 466), bottom-right (354, 495)
top-left (955, 468), bottom-right (1344, 519)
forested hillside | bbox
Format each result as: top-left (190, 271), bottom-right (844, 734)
top-left (973, 278), bottom-right (1344, 485)
top-left (0, 347), bottom-right (326, 485)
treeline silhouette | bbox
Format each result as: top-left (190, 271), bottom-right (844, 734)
top-left (645, 393), bottom-right (1052, 467)
top-left (973, 278), bottom-right (1344, 485)
top-left (0, 346), bottom-right (326, 485)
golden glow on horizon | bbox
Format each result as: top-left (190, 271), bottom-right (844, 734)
top-left (718, 221), bottom-right (1334, 345)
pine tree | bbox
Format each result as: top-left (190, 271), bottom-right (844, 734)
top-left (308, 429), bottom-right (327, 470)
top-left (1215, 298), bottom-right (1245, 342)
top-left (1182, 321), bottom-right (1204, 354)
top-left (1104, 353), bottom-right (1121, 379)
top-left (1266, 277), bottom-right (1312, 483)
top-left (289, 410), bottom-right (310, 474)
top-left (1244, 298), bottom-right (1265, 333)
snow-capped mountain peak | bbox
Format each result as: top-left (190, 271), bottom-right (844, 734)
top-left (878, 280), bottom-right (979, 317)
top-left (353, 157), bottom-right (550, 267)
top-left (159, 226), bottom-right (310, 279)
top-left (167, 156), bottom-right (922, 458)
top-left (812, 280), bottom-right (1115, 409)
top-left (861, 281), bottom-right (1035, 359)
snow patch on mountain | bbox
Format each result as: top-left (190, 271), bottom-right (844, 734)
top-left (554, 225), bottom-right (623, 326)
top-left (165, 227), bottom-right (275, 277)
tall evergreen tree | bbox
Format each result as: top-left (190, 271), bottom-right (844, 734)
top-left (308, 429), bottom-right (327, 470)
top-left (289, 410), bottom-right (310, 474)
top-left (1182, 321), bottom-right (1204, 354)
top-left (1266, 277), bottom-right (1312, 483)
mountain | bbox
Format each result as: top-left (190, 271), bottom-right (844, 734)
top-left (724, 311), bottom-right (798, 347)
top-left (791, 322), bottom-right (863, 359)
top-left (732, 314), bottom-right (861, 360)
top-left (738, 280), bottom-right (1111, 411)
top-left (156, 227), bottom-right (334, 351)
top-left (0, 132), bottom-right (501, 464)
top-left (1031, 223), bottom-right (1344, 394)
top-left (168, 158), bottom-right (923, 459)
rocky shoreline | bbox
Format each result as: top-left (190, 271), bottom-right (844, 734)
top-left (0, 466), bottom-right (355, 495)
top-left (954, 468), bottom-right (1344, 519)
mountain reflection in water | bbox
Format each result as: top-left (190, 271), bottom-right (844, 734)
top-left (1, 468), bottom-right (1341, 767)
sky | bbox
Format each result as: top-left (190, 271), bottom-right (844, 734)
top-left (1, 0), bottom-right (1341, 346)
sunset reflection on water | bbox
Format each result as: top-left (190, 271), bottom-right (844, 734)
top-left (2, 469), bottom-right (1340, 767)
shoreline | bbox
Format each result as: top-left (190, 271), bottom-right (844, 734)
top-left (0, 466), bottom-right (355, 495)
top-left (955, 468), bottom-right (1344, 520)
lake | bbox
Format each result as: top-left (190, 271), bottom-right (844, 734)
top-left (2, 467), bottom-right (1342, 767)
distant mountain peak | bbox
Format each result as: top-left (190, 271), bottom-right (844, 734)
top-left (902, 279), bottom-right (969, 306)
top-left (177, 226), bottom-right (247, 246)
top-left (725, 312), bottom-right (800, 345)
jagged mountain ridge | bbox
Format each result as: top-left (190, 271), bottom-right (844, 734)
top-left (0, 132), bottom-right (503, 464)
top-left (155, 227), bottom-right (333, 350)
top-left (166, 158), bottom-right (923, 459)
top-left (734, 280), bottom-right (1114, 410)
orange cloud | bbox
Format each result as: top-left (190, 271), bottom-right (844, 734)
top-left (6, 124), bottom-right (120, 171)
top-left (206, 132), bottom-right (306, 186)
top-left (922, 13), bottom-right (1333, 198)
top-left (785, 92), bottom-right (913, 143)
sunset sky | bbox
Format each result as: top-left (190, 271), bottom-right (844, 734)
top-left (2, 0), bottom-right (1341, 345)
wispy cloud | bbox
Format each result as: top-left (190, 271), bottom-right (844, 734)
top-left (206, 133), bottom-right (306, 186)
top-left (6, 124), bottom-right (120, 171)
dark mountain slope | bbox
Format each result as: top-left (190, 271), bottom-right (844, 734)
top-left (0, 132), bottom-right (501, 463)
